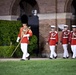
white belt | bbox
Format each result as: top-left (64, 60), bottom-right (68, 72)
top-left (63, 37), bottom-right (68, 38)
top-left (72, 38), bottom-right (76, 39)
top-left (50, 38), bottom-right (56, 39)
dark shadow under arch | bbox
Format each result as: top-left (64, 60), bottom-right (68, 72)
top-left (11, 0), bottom-right (40, 16)
top-left (19, 0), bottom-right (39, 16)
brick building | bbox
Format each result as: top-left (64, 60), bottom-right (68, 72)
top-left (0, 0), bottom-right (76, 57)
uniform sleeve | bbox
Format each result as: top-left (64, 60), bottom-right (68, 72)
top-left (69, 32), bottom-right (72, 43)
top-left (60, 31), bottom-right (63, 42)
top-left (28, 29), bottom-right (33, 37)
top-left (56, 33), bottom-right (58, 43)
top-left (48, 33), bottom-right (50, 43)
top-left (18, 31), bottom-right (21, 37)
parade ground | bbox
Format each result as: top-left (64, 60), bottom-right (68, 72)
top-left (0, 58), bottom-right (76, 75)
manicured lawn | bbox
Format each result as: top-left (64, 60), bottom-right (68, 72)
top-left (0, 59), bottom-right (76, 75)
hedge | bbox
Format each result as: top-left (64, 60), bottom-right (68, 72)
top-left (0, 20), bottom-right (21, 46)
top-left (0, 46), bottom-right (15, 58)
top-left (0, 20), bottom-right (38, 58)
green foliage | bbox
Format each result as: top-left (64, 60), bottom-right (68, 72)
top-left (0, 20), bottom-right (38, 57)
top-left (0, 20), bottom-right (21, 46)
top-left (13, 46), bottom-right (22, 58)
top-left (28, 35), bottom-right (38, 54)
top-left (0, 46), bottom-right (15, 58)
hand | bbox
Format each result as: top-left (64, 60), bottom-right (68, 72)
top-left (16, 39), bottom-right (19, 43)
top-left (16, 37), bottom-right (20, 43)
top-left (68, 42), bottom-right (70, 44)
top-left (56, 44), bottom-right (58, 46)
top-left (56, 43), bottom-right (58, 46)
top-left (60, 41), bottom-right (62, 45)
top-left (56, 42), bottom-right (58, 46)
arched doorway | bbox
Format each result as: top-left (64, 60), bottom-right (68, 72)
top-left (11, 0), bottom-right (39, 17)
top-left (19, 0), bottom-right (39, 16)
top-left (71, 0), bottom-right (76, 25)
top-left (65, 0), bottom-right (76, 26)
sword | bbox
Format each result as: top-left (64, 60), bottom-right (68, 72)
top-left (11, 42), bottom-right (20, 57)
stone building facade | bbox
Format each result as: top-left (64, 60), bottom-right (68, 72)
top-left (0, 0), bottom-right (76, 57)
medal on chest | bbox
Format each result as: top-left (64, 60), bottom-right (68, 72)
top-left (63, 31), bottom-right (69, 37)
top-left (51, 32), bottom-right (56, 38)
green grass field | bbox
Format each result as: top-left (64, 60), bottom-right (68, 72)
top-left (0, 59), bottom-right (76, 75)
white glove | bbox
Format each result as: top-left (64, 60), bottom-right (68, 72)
top-left (16, 37), bottom-right (20, 42)
top-left (23, 34), bottom-right (30, 37)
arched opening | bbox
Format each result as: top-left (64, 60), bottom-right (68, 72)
top-left (19, 0), bottom-right (39, 17)
top-left (11, 0), bottom-right (39, 17)
top-left (71, 0), bottom-right (76, 25)
top-left (64, 0), bottom-right (76, 27)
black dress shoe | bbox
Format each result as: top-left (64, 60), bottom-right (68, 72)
top-left (27, 55), bottom-right (30, 60)
top-left (63, 57), bottom-right (66, 59)
top-left (66, 57), bottom-right (69, 59)
top-left (20, 59), bottom-right (25, 61)
top-left (49, 57), bottom-right (53, 59)
top-left (54, 56), bottom-right (57, 59)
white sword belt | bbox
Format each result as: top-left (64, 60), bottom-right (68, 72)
top-left (72, 38), bottom-right (76, 39)
top-left (50, 38), bottom-right (56, 39)
top-left (63, 37), bottom-right (68, 38)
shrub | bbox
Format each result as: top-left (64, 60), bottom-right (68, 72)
top-left (0, 20), bottom-right (21, 46)
top-left (28, 35), bottom-right (38, 55)
top-left (0, 46), bottom-right (15, 58)
top-left (0, 35), bottom-right (38, 58)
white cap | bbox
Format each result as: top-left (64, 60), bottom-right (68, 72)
top-left (51, 25), bottom-right (56, 28)
top-left (32, 10), bottom-right (37, 16)
top-left (64, 25), bottom-right (68, 27)
top-left (72, 25), bottom-right (76, 28)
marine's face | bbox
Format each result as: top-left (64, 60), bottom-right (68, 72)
top-left (72, 28), bottom-right (76, 32)
top-left (23, 24), bottom-right (27, 28)
top-left (64, 27), bottom-right (68, 31)
top-left (51, 28), bottom-right (55, 32)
